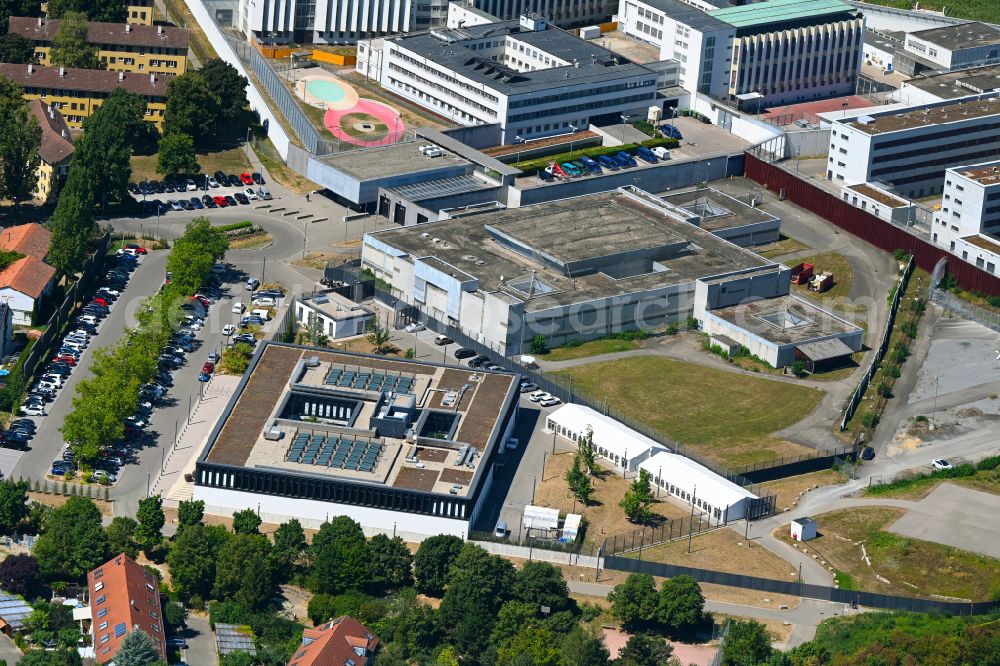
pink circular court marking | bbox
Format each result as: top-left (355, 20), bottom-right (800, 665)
top-left (323, 99), bottom-right (405, 147)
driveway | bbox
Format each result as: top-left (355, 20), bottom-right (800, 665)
top-left (0, 633), bottom-right (22, 664)
top-left (887, 484), bottom-right (1000, 559)
top-left (177, 612), bottom-right (216, 665)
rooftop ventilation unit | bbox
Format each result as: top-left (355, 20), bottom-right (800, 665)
top-left (264, 427), bottom-right (282, 441)
top-left (305, 355), bottom-right (320, 368)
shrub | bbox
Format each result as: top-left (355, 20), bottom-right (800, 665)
top-left (665, 324), bottom-right (679, 335)
top-left (608, 329), bottom-right (648, 341)
top-left (791, 360), bottom-right (807, 377)
top-left (861, 412), bottom-right (880, 428)
top-left (563, 338), bottom-right (582, 348)
top-left (686, 316), bottom-right (699, 330)
top-left (892, 249), bottom-right (910, 262)
top-left (976, 456), bottom-right (1000, 471)
top-left (900, 321), bottom-right (918, 338)
top-left (217, 221), bottom-right (254, 232)
top-left (885, 364), bottom-right (901, 379)
top-left (530, 334), bottom-right (548, 354)
top-left (914, 415), bottom-right (928, 423)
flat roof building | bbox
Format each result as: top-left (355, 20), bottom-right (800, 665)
top-left (899, 64), bottom-right (1000, 105)
top-left (0, 63), bottom-right (168, 129)
top-left (362, 187), bottom-right (778, 354)
top-left (617, 0), bottom-right (864, 107)
top-left (545, 403), bottom-right (666, 473)
top-left (895, 22), bottom-right (1000, 76)
top-left (826, 92), bottom-right (1000, 198)
top-left (357, 15), bottom-right (658, 143)
top-left (86, 554), bottom-right (166, 665)
top-left (639, 450), bottom-right (757, 523)
top-left (9, 16), bottom-right (189, 76)
top-left (195, 342), bottom-right (520, 540)
top-left (932, 160), bottom-right (1000, 278)
top-left (294, 292), bottom-right (374, 340)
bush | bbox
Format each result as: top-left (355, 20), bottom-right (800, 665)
top-left (665, 324), bottom-right (678, 335)
top-left (893, 249), bottom-right (910, 262)
top-left (530, 334), bottom-right (548, 355)
top-left (563, 338), bottom-right (582, 348)
top-left (217, 221), bottom-right (254, 232)
top-left (791, 360), bottom-right (807, 377)
top-left (976, 456), bottom-right (1000, 471)
top-left (861, 412), bottom-right (880, 428)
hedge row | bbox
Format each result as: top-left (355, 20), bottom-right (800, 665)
top-left (514, 137), bottom-right (680, 175)
top-left (217, 221), bottom-right (254, 232)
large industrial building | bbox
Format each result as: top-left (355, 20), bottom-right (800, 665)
top-left (617, 0), bottom-right (864, 107)
top-left (894, 22), bottom-right (1000, 77)
top-left (357, 14), bottom-right (658, 143)
top-left (932, 160), bottom-right (1000, 277)
top-left (826, 92), bottom-right (1000, 198)
top-left (194, 342), bottom-right (520, 540)
top-left (362, 186), bottom-right (863, 365)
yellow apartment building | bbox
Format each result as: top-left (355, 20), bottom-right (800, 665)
top-left (9, 16), bottom-right (189, 76)
top-left (27, 99), bottom-right (75, 202)
top-left (128, 0), bottom-right (155, 24)
top-left (0, 63), bottom-right (169, 130)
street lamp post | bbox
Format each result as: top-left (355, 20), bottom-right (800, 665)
top-left (514, 135), bottom-right (524, 163)
top-left (568, 125), bottom-right (578, 157)
top-left (620, 115), bottom-right (628, 145)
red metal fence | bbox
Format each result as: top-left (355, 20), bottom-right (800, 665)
top-left (744, 153), bottom-right (1000, 296)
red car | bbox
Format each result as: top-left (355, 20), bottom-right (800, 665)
top-left (193, 294), bottom-right (210, 306)
top-left (239, 172), bottom-right (254, 186)
top-left (213, 195), bottom-right (228, 207)
top-left (202, 361), bottom-right (215, 374)
top-left (125, 243), bottom-right (147, 255)
top-left (91, 297), bottom-right (108, 307)
top-left (53, 355), bottom-right (76, 365)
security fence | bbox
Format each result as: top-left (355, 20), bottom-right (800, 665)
top-left (603, 512), bottom-right (725, 556)
top-left (932, 288), bottom-right (1000, 333)
top-left (841, 256), bottom-right (914, 430)
top-left (603, 555), bottom-right (1000, 615)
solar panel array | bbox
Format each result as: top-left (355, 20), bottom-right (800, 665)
top-left (287, 432), bottom-right (383, 472)
top-left (0, 593), bottom-right (32, 631)
top-left (325, 368), bottom-right (415, 394)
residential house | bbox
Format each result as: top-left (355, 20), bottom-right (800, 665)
top-left (27, 99), bottom-right (74, 202)
top-left (288, 616), bottom-right (379, 666)
top-left (0, 223), bottom-right (57, 325)
top-left (84, 553), bottom-right (166, 664)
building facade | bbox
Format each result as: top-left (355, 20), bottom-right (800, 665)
top-left (617, 0), bottom-right (864, 106)
top-left (826, 93), bottom-right (1000, 198)
top-left (27, 100), bottom-right (74, 203)
top-left (0, 63), bottom-right (169, 129)
top-left (0, 223), bottom-right (57, 325)
top-left (85, 554), bottom-right (167, 665)
top-left (128, 0), bottom-right (156, 24)
top-left (238, 0), bottom-right (436, 44)
top-left (932, 161), bottom-right (1000, 276)
top-left (359, 15), bottom-right (657, 143)
top-left (895, 22), bottom-right (1000, 77)
top-left (471, 0), bottom-right (614, 27)
top-left (9, 17), bottom-right (189, 76)
top-left (294, 292), bottom-right (374, 339)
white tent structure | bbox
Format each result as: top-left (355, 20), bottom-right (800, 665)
top-left (639, 451), bottom-right (757, 523)
top-left (545, 404), bottom-right (666, 473)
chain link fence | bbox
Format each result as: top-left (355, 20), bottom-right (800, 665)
top-left (932, 289), bottom-right (1000, 333)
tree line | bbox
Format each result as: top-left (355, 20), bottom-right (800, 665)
top-left (59, 218), bottom-right (227, 464)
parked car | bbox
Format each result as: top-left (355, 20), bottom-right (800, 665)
top-left (635, 146), bottom-right (658, 163)
top-left (660, 123), bottom-right (683, 140)
top-left (615, 151), bottom-right (637, 167)
top-left (125, 243), bottom-right (147, 255)
top-left (597, 155), bottom-right (619, 171)
top-left (20, 403), bottom-right (45, 416)
top-left (538, 169), bottom-right (554, 182)
top-left (222, 324), bottom-right (236, 336)
top-left (234, 192), bottom-right (250, 205)
top-left (467, 355), bottom-right (489, 368)
top-left (202, 361), bottom-right (215, 374)
top-left (185, 178), bottom-right (197, 191)
top-left (244, 187), bottom-right (259, 201)
top-left (227, 174), bottom-right (242, 187)
top-left (224, 195), bottom-right (238, 206)
top-left (579, 156), bottom-right (602, 174)
top-left (207, 176), bottom-right (220, 188)
top-left (861, 446), bottom-right (875, 461)
top-left (214, 170), bottom-right (228, 185)
top-left (529, 390), bottom-right (549, 402)
top-left (434, 335), bottom-right (453, 346)
top-left (403, 322), bottom-right (425, 333)
top-left (240, 172), bottom-right (254, 186)
top-left (213, 195), bottom-right (228, 207)
top-left (168, 200), bottom-right (183, 211)
top-left (245, 278), bottom-right (260, 291)
top-left (252, 172), bottom-right (264, 184)
top-left (519, 381), bottom-right (539, 393)
top-left (453, 348), bottom-right (476, 360)
top-left (560, 162), bottom-right (583, 177)
top-left (932, 459), bottom-right (952, 470)
top-left (258, 187), bottom-right (272, 200)
top-left (190, 197), bottom-right (204, 209)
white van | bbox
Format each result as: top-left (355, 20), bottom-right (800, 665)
top-left (251, 308), bottom-right (271, 321)
top-left (651, 146), bottom-right (670, 160)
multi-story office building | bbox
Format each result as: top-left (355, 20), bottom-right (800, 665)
top-left (0, 63), bottom-right (169, 129)
top-left (358, 14), bottom-right (657, 143)
top-left (827, 93), bottom-right (1000, 198)
top-left (9, 17), bottom-right (189, 76)
top-left (895, 22), bottom-right (1000, 77)
top-left (470, 0), bottom-right (614, 27)
top-left (617, 0), bottom-right (864, 106)
top-left (932, 161), bottom-right (1000, 276)
top-left (238, 0), bottom-right (445, 44)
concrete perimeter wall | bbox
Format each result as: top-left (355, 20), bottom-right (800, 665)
top-left (472, 541), bottom-right (602, 568)
top-left (185, 0), bottom-right (292, 159)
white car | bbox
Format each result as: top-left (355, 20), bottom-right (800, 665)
top-left (207, 176), bottom-right (220, 188)
top-left (232, 301), bottom-right (245, 314)
top-left (540, 397), bottom-right (561, 407)
top-left (244, 187), bottom-right (259, 201)
top-left (222, 324), bottom-right (236, 336)
top-left (251, 297), bottom-right (276, 307)
top-left (404, 322), bottom-right (425, 333)
top-left (932, 459), bottom-right (953, 470)
top-left (20, 404), bottom-right (45, 416)
top-left (189, 320), bottom-right (203, 331)
top-left (41, 375), bottom-right (65, 387)
top-left (529, 390), bottom-right (549, 402)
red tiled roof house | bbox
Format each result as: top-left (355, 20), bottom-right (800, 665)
top-left (86, 554), bottom-right (166, 665)
top-left (0, 223), bottom-right (57, 325)
top-left (288, 616), bottom-right (379, 666)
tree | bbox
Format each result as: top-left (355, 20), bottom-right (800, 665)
top-left (0, 77), bottom-right (41, 208)
top-left (114, 630), bottom-right (162, 666)
top-left (500, 626), bottom-right (561, 666)
top-left (271, 518), bottom-right (305, 575)
top-left (213, 533), bottom-right (273, 611)
top-left (105, 516), bottom-right (139, 559)
top-left (513, 561), bottom-right (570, 614)
top-left (439, 544), bottom-right (516, 655)
top-left (620, 469), bottom-right (655, 524)
top-left (163, 71), bottom-right (221, 143)
top-left (578, 427), bottom-right (598, 476)
top-left (198, 59), bottom-right (248, 122)
top-left (74, 88), bottom-right (145, 206)
top-left (219, 652), bottom-right (256, 666)
top-left (46, 0), bottom-right (123, 21)
top-left (368, 534), bottom-right (413, 590)
top-left (135, 494), bottom-right (165, 553)
top-left (489, 600), bottom-right (538, 648)
top-left (614, 633), bottom-right (675, 666)
top-left (365, 316), bottom-right (392, 354)
top-left (307, 516), bottom-right (370, 594)
top-left (306, 591), bottom-right (380, 626)
top-left (0, 33), bottom-right (34, 63)
top-left (565, 453), bottom-right (594, 506)
top-left (231, 508), bottom-right (261, 535)
top-left (530, 334), bottom-right (548, 354)
top-left (17, 649), bottom-right (82, 666)
top-left (33, 496), bottom-right (108, 580)
top-left (46, 167), bottom-right (93, 276)
top-left (167, 524), bottom-right (231, 602)
top-left (559, 625), bottom-right (611, 666)
top-left (177, 499), bottom-right (205, 533)
top-left (156, 132), bottom-right (200, 177)
top-left (0, 553), bottom-right (40, 597)
top-left (0, 478), bottom-right (29, 534)
top-left (413, 534), bottom-right (463, 596)
top-left (720, 620), bottom-right (774, 666)
top-left (656, 576), bottom-right (705, 636)
top-left (163, 600), bottom-right (187, 629)
top-left (607, 574), bottom-right (658, 629)
top-left (221, 342), bottom-right (254, 375)
top-left (49, 11), bottom-right (99, 69)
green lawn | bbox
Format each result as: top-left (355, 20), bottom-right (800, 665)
top-left (790, 251), bottom-right (853, 303)
top-left (552, 356), bottom-right (824, 467)
top-left (131, 147), bottom-right (252, 181)
top-left (543, 338), bottom-right (642, 362)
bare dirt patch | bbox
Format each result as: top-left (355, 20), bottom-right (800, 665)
top-left (759, 469), bottom-right (849, 513)
top-left (630, 528), bottom-right (798, 580)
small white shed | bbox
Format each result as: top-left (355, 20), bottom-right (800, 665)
top-left (523, 505), bottom-right (560, 531)
top-left (561, 513), bottom-right (582, 542)
top-left (790, 517), bottom-right (817, 542)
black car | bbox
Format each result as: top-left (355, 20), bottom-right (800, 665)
top-left (163, 181), bottom-right (175, 193)
top-left (202, 194), bottom-right (217, 208)
top-left (179, 200), bottom-right (194, 211)
top-left (467, 355), bottom-right (489, 368)
top-left (252, 172), bottom-right (264, 184)
top-left (224, 195), bottom-right (237, 206)
top-left (190, 197), bottom-right (204, 209)
top-left (11, 419), bottom-right (36, 431)
top-left (453, 348), bottom-right (476, 359)
top-left (862, 447), bottom-right (875, 461)
top-left (214, 170), bottom-right (228, 185)
top-left (227, 174), bottom-right (242, 187)
top-left (152, 181), bottom-right (165, 193)
top-left (128, 182), bottom-right (140, 195)
top-left (234, 192), bottom-right (250, 205)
